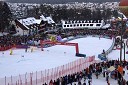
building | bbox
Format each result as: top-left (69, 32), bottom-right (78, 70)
top-left (14, 15), bottom-right (55, 35)
top-left (61, 20), bottom-right (106, 29)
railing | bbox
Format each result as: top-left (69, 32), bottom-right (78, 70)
top-left (105, 37), bottom-right (115, 55)
top-left (0, 56), bottom-right (96, 85)
top-left (0, 45), bottom-right (15, 51)
top-left (0, 45), bottom-right (30, 51)
top-left (98, 37), bottom-right (116, 60)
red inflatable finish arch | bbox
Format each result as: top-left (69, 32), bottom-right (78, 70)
top-left (40, 40), bottom-right (79, 54)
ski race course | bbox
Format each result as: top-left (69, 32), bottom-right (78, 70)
top-left (0, 36), bottom-right (128, 85)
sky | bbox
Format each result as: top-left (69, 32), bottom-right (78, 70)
top-left (0, 36), bottom-right (128, 85)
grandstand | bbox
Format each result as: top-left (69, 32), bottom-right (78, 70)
top-left (61, 20), bottom-right (110, 29)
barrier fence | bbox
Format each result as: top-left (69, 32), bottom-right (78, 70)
top-left (0, 35), bottom-right (102, 85)
top-left (0, 56), bottom-right (96, 85)
top-left (0, 45), bottom-right (14, 51)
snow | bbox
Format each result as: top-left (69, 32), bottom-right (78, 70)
top-left (1, 36), bottom-right (128, 85)
top-left (0, 32), bottom-right (8, 36)
top-left (46, 17), bottom-right (55, 24)
top-left (0, 36), bottom-right (112, 78)
top-left (40, 15), bottom-right (47, 21)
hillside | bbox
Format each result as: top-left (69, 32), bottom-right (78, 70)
top-left (6, 0), bottom-right (120, 4)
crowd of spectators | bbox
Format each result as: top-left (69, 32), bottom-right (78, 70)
top-left (42, 60), bottom-right (128, 85)
top-left (0, 29), bottom-right (119, 51)
top-left (58, 29), bottom-right (119, 38)
top-left (0, 35), bottom-right (40, 50)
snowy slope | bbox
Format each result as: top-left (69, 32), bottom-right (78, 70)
top-left (0, 36), bottom-right (113, 78)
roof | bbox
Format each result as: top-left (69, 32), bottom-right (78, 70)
top-left (35, 19), bottom-right (42, 24)
top-left (17, 16), bottom-right (55, 29)
top-left (19, 17), bottom-right (42, 26)
top-left (40, 15), bottom-right (47, 21)
top-left (102, 24), bottom-right (110, 29)
top-left (0, 32), bottom-right (8, 36)
top-left (46, 17), bottom-right (55, 24)
top-left (15, 19), bottom-right (30, 30)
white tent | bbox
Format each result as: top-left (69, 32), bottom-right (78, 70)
top-left (107, 66), bottom-right (115, 72)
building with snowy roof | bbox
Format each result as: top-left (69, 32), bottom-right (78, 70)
top-left (14, 15), bottom-right (56, 35)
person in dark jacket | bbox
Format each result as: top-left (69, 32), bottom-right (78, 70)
top-left (95, 71), bottom-right (99, 79)
top-left (126, 81), bottom-right (128, 85)
top-left (78, 81), bottom-right (82, 85)
top-left (117, 71), bottom-right (122, 80)
top-left (106, 72), bottom-right (109, 81)
top-left (83, 80), bottom-right (86, 85)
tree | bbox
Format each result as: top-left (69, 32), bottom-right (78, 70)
top-left (0, 1), bottom-right (12, 32)
top-left (97, 9), bottom-right (102, 20)
top-left (112, 10), bottom-right (118, 18)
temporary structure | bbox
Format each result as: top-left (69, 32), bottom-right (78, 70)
top-left (107, 66), bottom-right (116, 72)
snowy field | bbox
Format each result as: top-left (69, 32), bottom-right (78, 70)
top-left (0, 36), bottom-right (113, 78)
top-left (1, 36), bottom-right (128, 85)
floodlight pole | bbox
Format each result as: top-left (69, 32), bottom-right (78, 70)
top-left (124, 42), bottom-right (125, 61)
top-left (120, 15), bottom-right (123, 64)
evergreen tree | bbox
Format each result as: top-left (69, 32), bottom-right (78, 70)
top-left (113, 10), bottom-right (118, 18)
top-left (0, 1), bottom-right (12, 32)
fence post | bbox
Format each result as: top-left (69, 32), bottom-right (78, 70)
top-left (51, 68), bottom-right (53, 80)
top-left (11, 76), bottom-right (12, 85)
top-left (16, 81), bottom-right (17, 85)
top-left (21, 80), bottom-right (22, 85)
top-left (41, 71), bottom-right (42, 83)
top-left (19, 75), bottom-right (21, 85)
top-left (44, 69), bottom-right (46, 83)
top-left (25, 73), bottom-right (27, 85)
top-left (30, 76), bottom-right (32, 85)
top-left (53, 68), bottom-right (55, 80)
top-left (47, 69), bottom-right (49, 85)
top-left (5, 76), bottom-right (6, 85)
top-left (18, 80), bottom-right (19, 85)
top-left (36, 71), bottom-right (37, 85)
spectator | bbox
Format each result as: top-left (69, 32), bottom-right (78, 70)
top-left (106, 72), bottom-right (109, 81)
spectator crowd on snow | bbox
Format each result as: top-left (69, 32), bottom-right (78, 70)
top-left (42, 60), bottom-right (128, 85)
top-left (57, 29), bottom-right (119, 38)
top-left (0, 35), bottom-right (41, 50)
top-left (0, 29), bottom-right (120, 51)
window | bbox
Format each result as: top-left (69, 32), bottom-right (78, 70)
top-left (74, 24), bottom-right (76, 27)
top-left (80, 24), bottom-right (82, 26)
top-left (87, 24), bottom-right (89, 26)
top-left (83, 24), bottom-right (86, 26)
top-left (77, 24), bottom-right (79, 26)
top-left (67, 25), bottom-right (69, 27)
top-left (96, 24), bottom-right (101, 26)
top-left (90, 24), bottom-right (93, 26)
top-left (70, 25), bottom-right (72, 27)
top-left (64, 25), bottom-right (66, 27)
